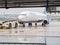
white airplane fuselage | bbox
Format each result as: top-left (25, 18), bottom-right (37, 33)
top-left (18, 11), bottom-right (48, 24)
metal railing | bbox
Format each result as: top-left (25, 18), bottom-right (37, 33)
top-left (0, 43), bottom-right (46, 45)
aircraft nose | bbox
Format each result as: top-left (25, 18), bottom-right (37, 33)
top-left (18, 15), bottom-right (26, 20)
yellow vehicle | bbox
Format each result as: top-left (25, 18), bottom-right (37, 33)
top-left (0, 24), bottom-right (3, 29)
top-left (0, 23), bottom-right (10, 29)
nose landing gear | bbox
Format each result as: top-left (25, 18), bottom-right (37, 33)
top-left (42, 20), bottom-right (48, 26)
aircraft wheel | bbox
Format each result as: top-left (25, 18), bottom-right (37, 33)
top-left (9, 23), bottom-right (12, 28)
top-left (42, 23), bottom-right (46, 26)
top-left (23, 24), bottom-right (25, 27)
top-left (43, 20), bottom-right (48, 24)
top-left (14, 23), bottom-right (18, 28)
top-left (35, 22), bottom-right (37, 26)
top-left (28, 23), bottom-right (32, 26)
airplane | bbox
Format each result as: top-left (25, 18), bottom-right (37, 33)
top-left (17, 11), bottom-right (49, 27)
top-left (0, 11), bottom-right (49, 27)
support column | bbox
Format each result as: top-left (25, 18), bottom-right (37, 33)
top-left (8, 23), bottom-right (12, 29)
top-left (46, 0), bottom-right (49, 11)
top-left (5, 0), bottom-right (8, 9)
top-left (14, 22), bottom-right (18, 28)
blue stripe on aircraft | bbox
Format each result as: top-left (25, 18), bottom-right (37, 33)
top-left (18, 20), bottom-right (43, 23)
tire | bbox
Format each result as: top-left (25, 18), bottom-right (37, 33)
top-left (43, 20), bottom-right (48, 24)
top-left (42, 23), bottom-right (46, 26)
top-left (28, 23), bottom-right (32, 26)
top-left (23, 24), bottom-right (25, 27)
top-left (14, 23), bottom-right (18, 28)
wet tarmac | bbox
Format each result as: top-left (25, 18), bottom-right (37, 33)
top-left (0, 21), bottom-right (60, 36)
top-left (0, 21), bottom-right (60, 45)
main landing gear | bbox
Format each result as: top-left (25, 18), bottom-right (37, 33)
top-left (28, 23), bottom-right (32, 26)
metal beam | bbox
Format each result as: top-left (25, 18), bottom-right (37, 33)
top-left (0, 5), bottom-right (60, 9)
top-left (46, 0), bottom-right (49, 11)
top-left (5, 0), bottom-right (8, 9)
top-left (0, 0), bottom-right (59, 9)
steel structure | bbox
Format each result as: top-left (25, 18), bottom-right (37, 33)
top-left (0, 0), bottom-right (60, 11)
